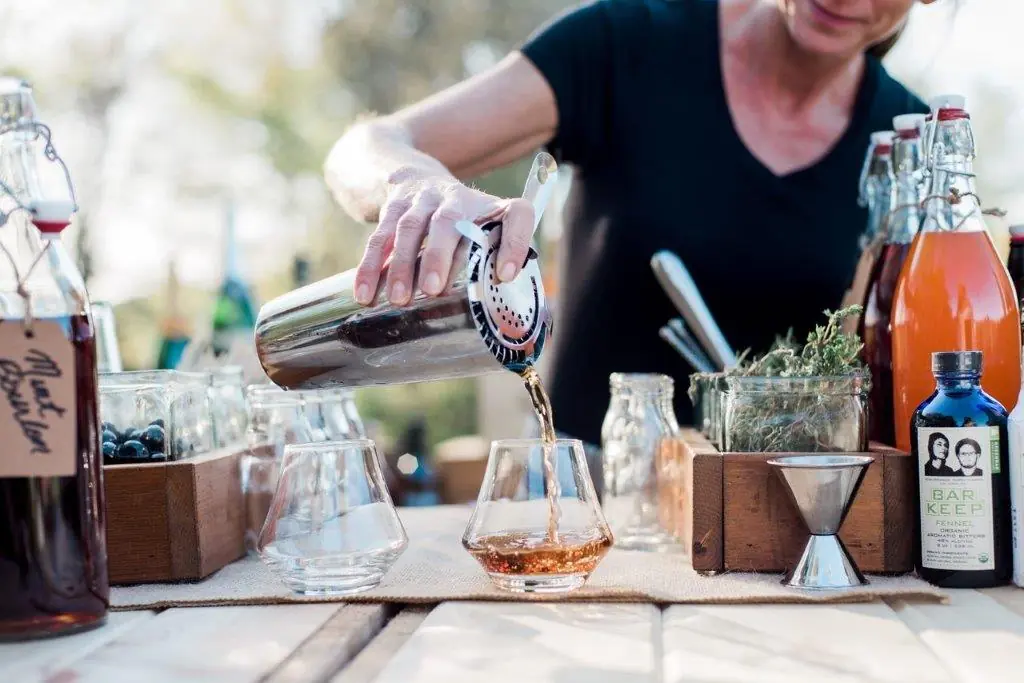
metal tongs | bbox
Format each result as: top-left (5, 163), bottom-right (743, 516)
top-left (651, 250), bottom-right (738, 372)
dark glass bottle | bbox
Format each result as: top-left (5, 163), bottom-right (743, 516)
top-left (860, 114), bottom-right (924, 446)
top-left (1008, 225), bottom-right (1024, 309)
top-left (211, 202), bottom-right (257, 358)
top-left (156, 260), bottom-right (191, 369)
top-left (911, 351), bottom-right (1012, 588)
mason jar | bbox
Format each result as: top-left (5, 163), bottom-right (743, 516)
top-left (723, 373), bottom-right (871, 453)
top-left (600, 373), bottom-right (682, 551)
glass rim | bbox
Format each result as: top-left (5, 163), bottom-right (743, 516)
top-left (491, 437), bottom-right (583, 448)
top-left (282, 438), bottom-right (376, 453)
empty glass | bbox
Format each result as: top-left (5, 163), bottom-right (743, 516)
top-left (257, 440), bottom-right (407, 595)
top-left (462, 438), bottom-right (613, 594)
top-left (240, 454), bottom-right (279, 555)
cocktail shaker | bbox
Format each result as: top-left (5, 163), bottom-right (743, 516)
top-left (255, 155), bottom-right (557, 390)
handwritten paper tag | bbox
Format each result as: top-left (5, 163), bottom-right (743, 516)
top-left (0, 319), bottom-right (77, 478)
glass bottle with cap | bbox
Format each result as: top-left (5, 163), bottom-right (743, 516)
top-left (859, 114), bottom-right (925, 446)
top-left (0, 86), bottom-right (109, 638)
top-left (912, 350), bottom-right (1011, 588)
top-left (842, 130), bottom-right (896, 334)
top-left (891, 96), bottom-right (1021, 452)
top-left (1005, 354), bottom-right (1024, 588)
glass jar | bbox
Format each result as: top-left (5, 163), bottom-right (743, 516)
top-left (99, 369), bottom-right (214, 461)
top-left (245, 384), bottom-right (316, 458)
top-left (600, 373), bottom-right (681, 551)
top-left (210, 366), bottom-right (247, 449)
top-left (724, 373), bottom-right (871, 453)
top-left (299, 387), bottom-right (366, 441)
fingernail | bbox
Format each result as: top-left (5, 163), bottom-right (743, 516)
top-left (390, 282), bottom-right (407, 304)
top-left (356, 283), bottom-right (370, 304)
top-left (423, 271), bottom-right (441, 294)
top-left (499, 262), bottom-right (517, 282)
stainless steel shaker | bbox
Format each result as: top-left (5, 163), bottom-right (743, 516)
top-left (255, 155), bottom-right (557, 390)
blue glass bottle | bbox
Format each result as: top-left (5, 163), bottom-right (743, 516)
top-left (911, 351), bottom-right (1012, 587)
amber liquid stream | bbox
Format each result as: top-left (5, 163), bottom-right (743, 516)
top-left (892, 231), bottom-right (1021, 451)
top-left (520, 366), bottom-right (560, 543)
top-left (0, 315), bottom-right (109, 640)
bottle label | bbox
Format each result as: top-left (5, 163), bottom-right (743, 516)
top-left (917, 425), bottom-right (998, 571)
top-left (0, 320), bottom-right (78, 478)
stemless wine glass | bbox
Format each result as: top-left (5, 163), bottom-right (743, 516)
top-left (462, 438), bottom-right (614, 593)
top-left (257, 440), bottom-right (407, 595)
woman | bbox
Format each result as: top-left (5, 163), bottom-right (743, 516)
top-left (324, 0), bottom-right (932, 446)
top-left (925, 433), bottom-right (950, 477)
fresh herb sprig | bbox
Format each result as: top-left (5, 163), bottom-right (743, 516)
top-left (688, 306), bottom-right (868, 452)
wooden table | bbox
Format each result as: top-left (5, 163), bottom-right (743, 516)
top-left (4, 588), bottom-right (1023, 682)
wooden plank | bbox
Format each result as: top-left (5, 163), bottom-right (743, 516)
top-left (66, 604), bottom-right (342, 683)
top-left (986, 586), bottom-right (1024, 618)
top-left (0, 610), bottom-right (156, 682)
top-left (881, 446), bottom-right (915, 570)
top-left (374, 602), bottom-right (659, 683)
top-left (263, 604), bottom-right (391, 683)
top-left (663, 602), bottom-right (953, 683)
top-left (331, 607), bottom-right (432, 683)
top-left (891, 588), bottom-right (1024, 683)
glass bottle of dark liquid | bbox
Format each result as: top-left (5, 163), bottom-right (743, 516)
top-left (912, 351), bottom-right (1012, 588)
top-left (860, 114), bottom-right (925, 446)
top-left (842, 131), bottom-right (895, 335)
top-left (211, 201), bottom-right (257, 358)
top-left (1007, 225), bottom-right (1024, 309)
top-left (0, 80), bottom-right (108, 640)
top-left (156, 259), bottom-right (191, 369)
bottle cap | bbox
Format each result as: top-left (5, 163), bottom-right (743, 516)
top-left (870, 130), bottom-right (895, 146)
top-left (931, 351), bottom-right (982, 375)
top-left (929, 94), bottom-right (967, 112)
top-left (893, 113), bottom-right (926, 137)
top-left (29, 199), bottom-right (75, 235)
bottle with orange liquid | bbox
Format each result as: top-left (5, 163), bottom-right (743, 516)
top-left (860, 114), bottom-right (925, 446)
top-left (891, 96), bottom-right (1022, 452)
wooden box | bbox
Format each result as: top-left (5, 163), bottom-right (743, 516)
top-left (659, 429), bottom-right (915, 574)
top-left (104, 446), bottom-right (248, 585)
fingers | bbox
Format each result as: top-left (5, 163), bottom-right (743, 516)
top-left (495, 198), bottom-right (536, 282)
top-left (385, 187), bottom-right (443, 305)
top-left (354, 196), bottom-right (408, 305)
top-left (419, 197), bottom-right (465, 295)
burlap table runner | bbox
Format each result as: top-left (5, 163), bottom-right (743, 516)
top-left (111, 505), bottom-right (945, 609)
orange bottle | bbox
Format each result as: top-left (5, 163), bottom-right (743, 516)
top-left (891, 98), bottom-right (1022, 452)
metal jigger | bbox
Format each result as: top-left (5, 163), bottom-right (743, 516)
top-left (767, 455), bottom-right (874, 590)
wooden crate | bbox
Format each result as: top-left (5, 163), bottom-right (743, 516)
top-left (104, 446), bottom-right (249, 585)
top-left (659, 429), bottom-right (915, 574)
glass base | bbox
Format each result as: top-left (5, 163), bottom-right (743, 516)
top-left (0, 612), bottom-right (108, 642)
top-left (613, 529), bottom-right (682, 553)
top-left (487, 572), bottom-right (588, 594)
top-left (279, 570), bottom-right (384, 596)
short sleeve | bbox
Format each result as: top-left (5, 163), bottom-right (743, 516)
top-left (520, 1), bottom-right (615, 166)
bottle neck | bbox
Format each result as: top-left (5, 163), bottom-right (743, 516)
top-left (923, 116), bottom-right (983, 234)
top-left (223, 203), bottom-right (240, 282)
top-left (889, 159), bottom-right (922, 245)
top-left (935, 372), bottom-right (981, 392)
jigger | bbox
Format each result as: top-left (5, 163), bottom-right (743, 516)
top-left (767, 455), bottom-right (874, 590)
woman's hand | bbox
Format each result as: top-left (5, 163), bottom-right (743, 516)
top-left (354, 166), bottom-right (537, 306)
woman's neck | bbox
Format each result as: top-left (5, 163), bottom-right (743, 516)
top-left (723, 0), bottom-right (865, 113)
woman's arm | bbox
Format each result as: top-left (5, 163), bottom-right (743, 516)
top-left (324, 52), bottom-right (558, 305)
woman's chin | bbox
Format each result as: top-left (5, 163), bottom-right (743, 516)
top-left (787, 22), bottom-right (862, 58)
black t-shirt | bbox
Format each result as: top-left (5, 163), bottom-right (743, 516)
top-left (519, 0), bottom-right (927, 444)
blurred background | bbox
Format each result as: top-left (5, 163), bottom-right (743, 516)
top-left (1, 0), bottom-right (1020, 452)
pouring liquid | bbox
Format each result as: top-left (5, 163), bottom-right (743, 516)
top-left (520, 366), bottom-right (560, 543)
